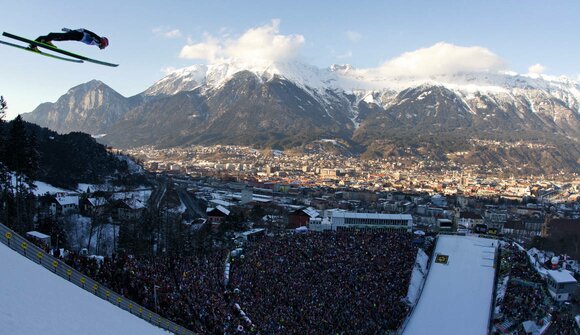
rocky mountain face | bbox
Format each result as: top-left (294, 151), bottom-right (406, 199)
top-left (20, 62), bottom-right (580, 175)
top-left (22, 80), bottom-right (140, 135)
top-left (105, 70), bottom-right (354, 149)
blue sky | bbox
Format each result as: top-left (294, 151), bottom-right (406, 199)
top-left (1, 0), bottom-right (579, 120)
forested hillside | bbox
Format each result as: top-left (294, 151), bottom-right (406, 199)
top-left (0, 115), bottom-right (128, 188)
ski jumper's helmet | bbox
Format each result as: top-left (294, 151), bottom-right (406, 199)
top-left (99, 37), bottom-right (109, 49)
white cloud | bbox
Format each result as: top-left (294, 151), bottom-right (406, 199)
top-left (528, 63), bottom-right (546, 75)
top-left (179, 19), bottom-right (304, 64)
top-left (374, 42), bottom-right (507, 77)
top-left (161, 67), bottom-right (178, 75)
top-left (153, 27), bottom-right (182, 39)
top-left (346, 31), bottom-right (362, 43)
top-left (180, 35), bottom-right (222, 62)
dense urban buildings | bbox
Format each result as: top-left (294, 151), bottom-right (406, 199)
top-left (123, 145), bottom-right (579, 201)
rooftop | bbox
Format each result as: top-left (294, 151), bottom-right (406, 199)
top-left (547, 269), bottom-right (577, 284)
top-left (332, 212), bottom-right (413, 221)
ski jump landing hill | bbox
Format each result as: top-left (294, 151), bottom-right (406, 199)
top-left (0, 222), bottom-right (178, 335)
top-left (404, 234), bottom-right (498, 335)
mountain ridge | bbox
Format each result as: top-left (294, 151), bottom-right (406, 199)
top-left (21, 60), bottom-right (580, 175)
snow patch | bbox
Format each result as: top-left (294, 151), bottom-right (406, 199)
top-left (363, 93), bottom-right (375, 104)
top-left (319, 139), bottom-right (338, 145)
top-left (33, 180), bottom-right (75, 196)
top-left (416, 90), bottom-right (431, 100)
top-left (406, 249), bottom-right (430, 306)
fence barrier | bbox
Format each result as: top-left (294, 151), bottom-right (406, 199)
top-left (0, 222), bottom-right (195, 335)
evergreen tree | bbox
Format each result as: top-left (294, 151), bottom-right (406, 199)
top-left (4, 115), bottom-right (38, 232)
top-left (0, 97), bottom-right (9, 226)
top-left (0, 96), bottom-right (8, 177)
top-left (7, 116), bottom-right (38, 181)
top-left (25, 129), bottom-right (39, 181)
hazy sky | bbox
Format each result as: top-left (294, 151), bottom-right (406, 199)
top-left (1, 0), bottom-right (579, 120)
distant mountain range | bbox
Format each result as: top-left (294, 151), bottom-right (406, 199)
top-left (22, 60), bottom-right (580, 175)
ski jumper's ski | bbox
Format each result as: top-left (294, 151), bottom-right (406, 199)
top-left (0, 40), bottom-right (84, 63)
top-left (2, 32), bottom-right (119, 67)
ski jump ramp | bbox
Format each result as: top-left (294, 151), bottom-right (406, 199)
top-left (404, 235), bottom-right (498, 335)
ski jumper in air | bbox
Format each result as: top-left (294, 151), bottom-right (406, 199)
top-left (1, 30), bottom-right (118, 66)
top-left (30, 28), bottom-right (109, 51)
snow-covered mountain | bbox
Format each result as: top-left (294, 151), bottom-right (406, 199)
top-left (340, 69), bottom-right (580, 128)
top-left (20, 59), bottom-right (580, 174)
top-left (142, 60), bottom-right (580, 135)
top-left (147, 60), bottom-right (580, 109)
top-left (144, 60), bottom-right (343, 97)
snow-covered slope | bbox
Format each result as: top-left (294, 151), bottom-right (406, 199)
top-left (9, 173), bottom-right (75, 196)
top-left (0, 243), bottom-right (168, 335)
top-left (336, 67), bottom-right (579, 94)
top-left (147, 60), bottom-right (580, 104)
top-left (404, 235), bottom-right (497, 335)
top-left (331, 66), bottom-right (580, 114)
top-left (144, 59), bottom-right (343, 96)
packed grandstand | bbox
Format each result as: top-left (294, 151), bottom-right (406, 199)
top-left (13, 229), bottom-right (580, 334)
top-left (44, 231), bottom-right (422, 334)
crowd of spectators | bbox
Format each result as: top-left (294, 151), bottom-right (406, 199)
top-left (51, 231), bottom-right (420, 334)
top-left (501, 243), bottom-right (543, 283)
top-left (549, 310), bottom-right (578, 335)
top-left (500, 282), bottom-right (548, 323)
top-left (23, 226), bottom-right (579, 335)
top-left (63, 250), bottom-right (232, 334)
top-left (229, 231), bottom-right (419, 334)
top-left (495, 243), bottom-right (552, 333)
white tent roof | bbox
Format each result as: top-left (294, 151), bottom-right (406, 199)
top-left (547, 269), bottom-right (577, 283)
top-left (26, 231), bottom-right (50, 239)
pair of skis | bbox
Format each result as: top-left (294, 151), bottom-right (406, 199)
top-left (0, 32), bottom-right (118, 67)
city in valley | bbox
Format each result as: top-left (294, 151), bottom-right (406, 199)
top-left (124, 144), bottom-right (579, 202)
